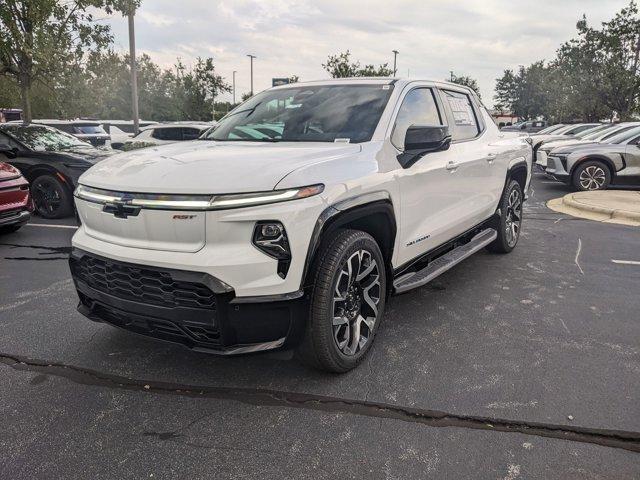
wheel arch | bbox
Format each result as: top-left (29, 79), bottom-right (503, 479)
top-left (301, 196), bottom-right (397, 293)
top-left (506, 160), bottom-right (528, 193)
top-left (569, 155), bottom-right (617, 179)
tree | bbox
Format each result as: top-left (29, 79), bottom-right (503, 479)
top-left (322, 50), bottom-right (393, 78)
top-left (0, 0), bottom-right (139, 122)
top-left (494, 1), bottom-right (640, 121)
top-left (448, 73), bottom-right (481, 99)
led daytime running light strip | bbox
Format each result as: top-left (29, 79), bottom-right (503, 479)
top-left (74, 184), bottom-right (324, 210)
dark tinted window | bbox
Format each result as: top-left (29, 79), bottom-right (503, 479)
top-left (391, 88), bottom-right (442, 148)
top-left (0, 124), bottom-right (88, 151)
top-left (442, 90), bottom-right (480, 141)
top-left (206, 84), bottom-right (394, 143)
top-left (152, 128), bottom-right (182, 141)
top-left (74, 125), bottom-right (106, 134)
top-left (182, 128), bottom-right (203, 140)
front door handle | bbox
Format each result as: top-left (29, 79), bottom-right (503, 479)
top-left (445, 160), bottom-right (459, 171)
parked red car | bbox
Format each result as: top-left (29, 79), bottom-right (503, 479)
top-left (0, 161), bottom-right (32, 233)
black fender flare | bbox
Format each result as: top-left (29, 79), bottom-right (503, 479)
top-left (300, 193), bottom-right (397, 290)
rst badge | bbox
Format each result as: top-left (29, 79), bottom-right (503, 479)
top-left (173, 214), bottom-right (197, 220)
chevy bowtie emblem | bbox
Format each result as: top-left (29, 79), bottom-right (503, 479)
top-left (103, 195), bottom-right (141, 219)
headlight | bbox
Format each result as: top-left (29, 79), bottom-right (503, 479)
top-left (74, 184), bottom-right (324, 210)
top-left (252, 221), bottom-right (291, 278)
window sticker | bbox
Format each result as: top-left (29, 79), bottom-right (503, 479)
top-left (447, 97), bottom-right (474, 126)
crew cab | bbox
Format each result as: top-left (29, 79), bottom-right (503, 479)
top-left (69, 79), bottom-right (532, 372)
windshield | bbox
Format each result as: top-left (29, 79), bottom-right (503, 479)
top-left (604, 126), bottom-right (640, 144)
top-left (1, 124), bottom-right (90, 151)
top-left (578, 124), bottom-right (615, 140)
top-left (205, 84), bottom-right (394, 143)
top-left (74, 125), bottom-right (106, 135)
top-left (536, 124), bottom-right (562, 134)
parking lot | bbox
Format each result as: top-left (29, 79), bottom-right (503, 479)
top-left (1, 173), bottom-right (639, 479)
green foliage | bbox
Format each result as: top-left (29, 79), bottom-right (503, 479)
top-left (0, 50), bottom-right (230, 122)
top-left (0, 0), bottom-right (140, 121)
top-left (494, 1), bottom-right (640, 121)
top-left (322, 51), bottom-right (393, 78)
top-left (448, 74), bottom-right (481, 99)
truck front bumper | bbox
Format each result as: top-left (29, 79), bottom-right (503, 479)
top-left (69, 248), bottom-right (308, 355)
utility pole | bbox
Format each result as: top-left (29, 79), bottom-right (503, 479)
top-left (232, 70), bottom-right (237, 104)
top-left (128, 8), bottom-right (139, 135)
top-left (392, 50), bottom-right (399, 76)
top-left (247, 54), bottom-right (256, 96)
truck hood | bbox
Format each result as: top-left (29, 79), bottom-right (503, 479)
top-left (79, 140), bottom-right (362, 194)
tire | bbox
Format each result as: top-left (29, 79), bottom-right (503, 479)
top-left (572, 160), bottom-right (611, 191)
top-left (488, 179), bottom-right (523, 254)
top-left (296, 229), bottom-right (387, 373)
top-left (31, 174), bottom-right (72, 219)
top-left (0, 224), bottom-right (22, 234)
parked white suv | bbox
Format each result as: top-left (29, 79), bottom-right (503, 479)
top-left (69, 79), bottom-right (532, 372)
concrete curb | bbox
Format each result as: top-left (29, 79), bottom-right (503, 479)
top-left (547, 191), bottom-right (640, 226)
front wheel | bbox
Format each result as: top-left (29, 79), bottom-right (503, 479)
top-left (488, 179), bottom-right (523, 254)
top-left (31, 174), bottom-right (72, 219)
top-left (297, 229), bottom-right (386, 373)
top-left (572, 160), bottom-right (611, 191)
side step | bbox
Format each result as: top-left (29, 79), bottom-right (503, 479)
top-left (393, 228), bottom-right (497, 294)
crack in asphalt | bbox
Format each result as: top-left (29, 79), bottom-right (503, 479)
top-left (1, 352), bottom-right (639, 454)
top-left (0, 243), bottom-right (72, 254)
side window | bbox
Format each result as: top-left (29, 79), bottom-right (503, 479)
top-left (181, 128), bottom-right (202, 140)
top-left (391, 88), bottom-right (442, 149)
top-left (152, 128), bottom-right (182, 141)
top-left (442, 90), bottom-right (480, 141)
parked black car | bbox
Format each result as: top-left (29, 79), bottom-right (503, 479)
top-left (0, 123), bottom-right (113, 218)
top-left (12, 119), bottom-right (112, 146)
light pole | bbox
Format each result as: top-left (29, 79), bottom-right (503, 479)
top-left (232, 70), bottom-right (237, 104)
top-left (392, 50), bottom-right (399, 76)
top-left (247, 54), bottom-right (256, 96)
top-left (127, 8), bottom-right (139, 135)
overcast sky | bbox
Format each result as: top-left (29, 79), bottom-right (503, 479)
top-left (101, 0), bottom-right (630, 107)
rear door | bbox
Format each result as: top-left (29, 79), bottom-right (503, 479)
top-left (437, 88), bottom-right (499, 228)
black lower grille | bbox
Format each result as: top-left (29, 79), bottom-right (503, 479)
top-left (70, 254), bottom-right (216, 310)
top-left (85, 299), bottom-right (221, 348)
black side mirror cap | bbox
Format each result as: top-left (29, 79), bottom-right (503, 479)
top-left (397, 125), bottom-right (451, 168)
top-left (0, 144), bottom-right (18, 159)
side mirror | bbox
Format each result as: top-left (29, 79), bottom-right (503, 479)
top-left (397, 125), bottom-right (451, 168)
top-left (521, 124), bottom-right (527, 130)
top-left (0, 144), bottom-right (17, 159)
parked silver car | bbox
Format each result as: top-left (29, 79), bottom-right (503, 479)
top-left (545, 126), bottom-right (640, 191)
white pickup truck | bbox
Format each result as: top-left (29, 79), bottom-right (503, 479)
top-left (69, 78), bottom-right (532, 372)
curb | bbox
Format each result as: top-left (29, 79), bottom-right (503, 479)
top-left (546, 191), bottom-right (640, 226)
top-left (562, 193), bottom-right (640, 223)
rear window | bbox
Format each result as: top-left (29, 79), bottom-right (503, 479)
top-left (152, 128), bottom-right (182, 141)
top-left (441, 90), bottom-right (480, 141)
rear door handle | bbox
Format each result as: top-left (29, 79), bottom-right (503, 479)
top-left (445, 161), bottom-right (459, 171)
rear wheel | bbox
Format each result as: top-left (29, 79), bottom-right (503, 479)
top-left (31, 174), bottom-right (72, 219)
top-left (296, 229), bottom-right (386, 373)
top-left (488, 179), bottom-right (523, 254)
top-left (572, 160), bottom-right (611, 191)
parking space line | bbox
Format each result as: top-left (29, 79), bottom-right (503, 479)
top-left (575, 239), bottom-right (584, 275)
top-left (25, 223), bottom-right (77, 230)
top-left (612, 260), bottom-right (640, 265)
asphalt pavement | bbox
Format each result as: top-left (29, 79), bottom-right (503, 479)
top-left (1, 173), bottom-right (639, 479)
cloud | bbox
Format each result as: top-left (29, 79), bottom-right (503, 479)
top-left (101, 0), bottom-right (632, 106)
